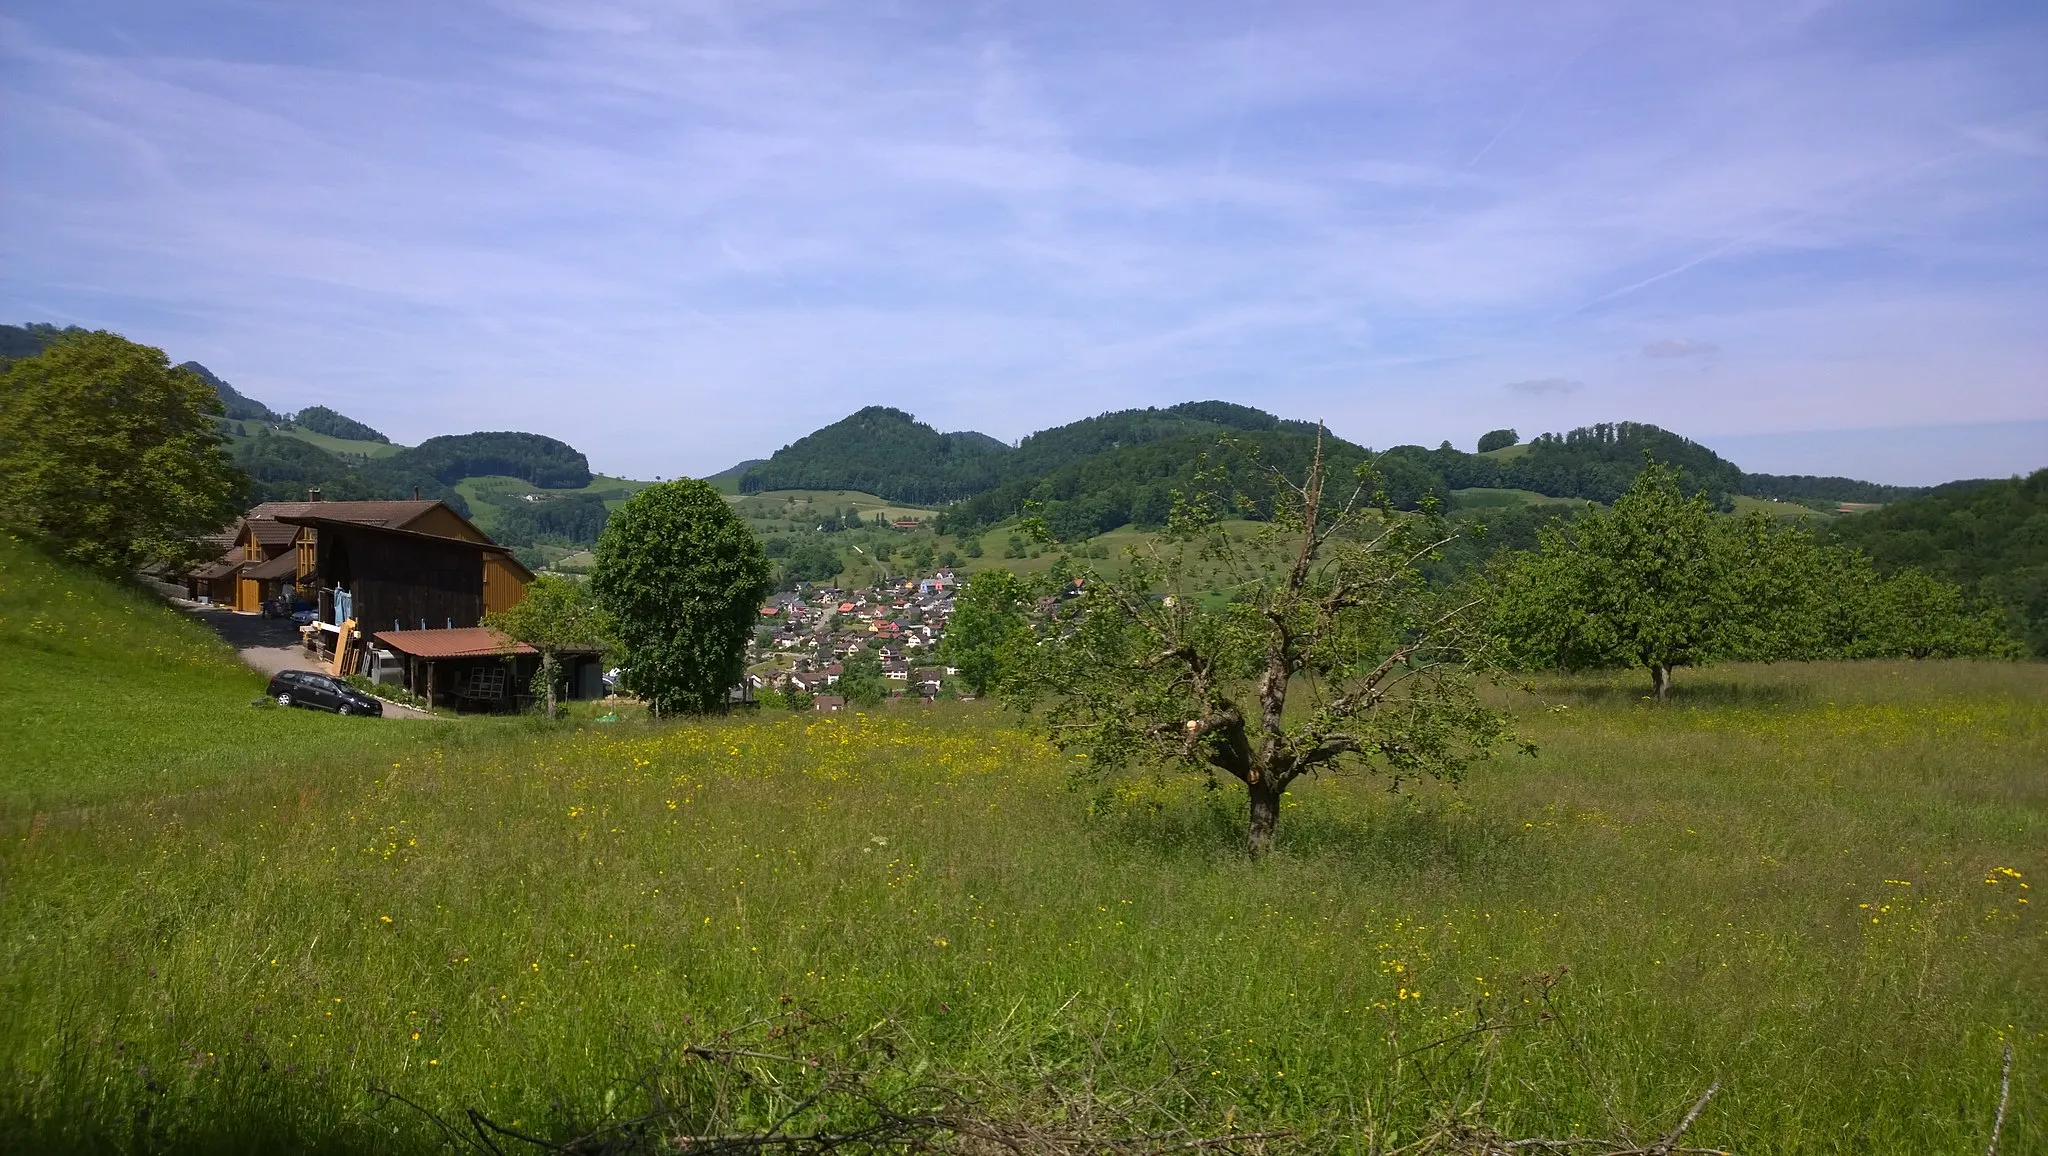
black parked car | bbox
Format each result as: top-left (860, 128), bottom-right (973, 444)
top-left (266, 669), bottom-right (384, 716)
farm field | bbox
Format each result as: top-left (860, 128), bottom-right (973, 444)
top-left (1, 540), bottom-right (2042, 1153)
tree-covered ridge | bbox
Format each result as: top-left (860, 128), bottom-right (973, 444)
top-left (943, 421), bottom-right (1742, 539)
top-left (0, 322), bottom-right (85, 366)
top-left (177, 360), bottom-right (281, 423)
top-left (1826, 470), bottom-right (2047, 655)
top-left (291, 404), bottom-right (388, 444)
top-left (738, 401), bottom-right (1320, 507)
top-left (739, 406), bottom-right (1009, 503)
top-left (1739, 473), bottom-right (1932, 505)
top-left (997, 401), bottom-right (1312, 484)
top-left (231, 430), bottom-right (473, 516)
top-left (402, 431), bottom-right (591, 488)
top-left (941, 428), bottom-right (1454, 541)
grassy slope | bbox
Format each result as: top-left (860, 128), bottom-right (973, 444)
top-left (275, 426), bottom-right (404, 459)
top-left (454, 474), bottom-right (652, 537)
top-left (0, 591), bottom-right (2039, 1154)
top-left (1730, 494), bottom-right (1833, 522)
top-left (0, 535), bottom-right (462, 811)
top-left (1450, 487), bottom-right (1589, 510)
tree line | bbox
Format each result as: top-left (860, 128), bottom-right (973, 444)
top-left (1489, 461), bottom-right (2015, 697)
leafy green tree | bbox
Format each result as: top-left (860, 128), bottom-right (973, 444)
top-left (1491, 460), bottom-right (1731, 699)
top-left (483, 574), bottom-right (612, 719)
top-left (777, 537), bottom-right (841, 588)
top-left (940, 569), bottom-right (1031, 695)
top-left (0, 330), bottom-right (246, 575)
top-left (590, 480), bottom-right (773, 715)
top-left (1008, 434), bottom-right (1513, 857)
top-left (1476, 428), bottom-right (1519, 453)
top-left (838, 644), bottom-right (886, 707)
top-left (963, 537), bottom-right (983, 558)
top-left (1861, 567), bottom-right (2018, 659)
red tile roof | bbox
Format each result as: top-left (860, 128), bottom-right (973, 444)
top-left (372, 627), bottom-right (538, 659)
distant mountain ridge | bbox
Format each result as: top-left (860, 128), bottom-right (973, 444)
top-left (738, 402), bottom-right (1943, 538)
top-left (737, 400), bottom-right (1324, 506)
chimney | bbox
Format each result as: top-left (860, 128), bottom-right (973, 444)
top-left (413, 486), bottom-right (421, 501)
top-left (307, 487), bottom-right (323, 502)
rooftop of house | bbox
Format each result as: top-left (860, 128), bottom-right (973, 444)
top-left (249, 498), bottom-right (446, 529)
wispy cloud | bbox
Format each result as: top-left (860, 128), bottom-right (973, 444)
top-left (1505, 377), bottom-right (1584, 397)
top-left (2, 0), bottom-right (2043, 481)
top-left (1643, 339), bottom-right (1717, 359)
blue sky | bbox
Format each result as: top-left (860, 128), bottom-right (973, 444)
top-left (4, 1), bottom-right (2044, 485)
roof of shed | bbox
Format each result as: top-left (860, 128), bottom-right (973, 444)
top-left (372, 627), bottom-right (539, 659)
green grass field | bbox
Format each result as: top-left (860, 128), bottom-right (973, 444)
top-left (271, 427), bottom-right (405, 460)
top-left (1449, 487), bottom-right (1589, 512)
top-left (1729, 495), bottom-right (1832, 523)
top-left (2, 539), bottom-right (2042, 1153)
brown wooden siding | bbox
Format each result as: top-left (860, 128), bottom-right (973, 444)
top-left (482, 553), bottom-right (529, 615)
top-left (408, 506), bottom-right (491, 543)
top-left (318, 525), bottom-right (487, 634)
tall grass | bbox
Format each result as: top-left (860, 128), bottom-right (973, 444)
top-left (3, 640), bottom-right (2040, 1151)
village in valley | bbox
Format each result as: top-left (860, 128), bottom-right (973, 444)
top-left (749, 573), bottom-right (962, 710)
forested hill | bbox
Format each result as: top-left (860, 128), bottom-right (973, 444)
top-left (1826, 470), bottom-right (2047, 655)
top-left (943, 419), bottom-right (1775, 536)
top-left (737, 400), bottom-right (1317, 504)
top-left (178, 360), bottom-right (282, 423)
top-left (235, 429), bottom-right (592, 511)
top-left (740, 402), bottom-right (1947, 537)
top-left (738, 407), bottom-right (1010, 503)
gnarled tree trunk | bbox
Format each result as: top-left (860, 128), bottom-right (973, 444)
top-left (1651, 663), bottom-right (1672, 701)
top-left (1247, 778), bottom-right (1282, 858)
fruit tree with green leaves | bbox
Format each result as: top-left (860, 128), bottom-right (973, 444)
top-left (482, 574), bottom-right (612, 720)
top-left (1007, 433), bottom-right (1514, 857)
top-left (939, 569), bottom-right (1031, 696)
top-left (590, 480), bottom-right (772, 716)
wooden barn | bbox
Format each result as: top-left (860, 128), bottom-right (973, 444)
top-left (276, 499), bottom-right (533, 642)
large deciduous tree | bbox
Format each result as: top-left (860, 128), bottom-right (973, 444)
top-left (838, 644), bottom-right (887, 708)
top-left (1008, 432), bottom-right (1514, 858)
top-left (1491, 460), bottom-right (1730, 699)
top-left (483, 574), bottom-right (612, 719)
top-left (590, 480), bottom-right (772, 716)
top-left (939, 569), bottom-right (1031, 696)
top-left (0, 330), bottom-right (246, 574)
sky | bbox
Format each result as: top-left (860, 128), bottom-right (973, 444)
top-left (3, 1), bottom-right (2044, 485)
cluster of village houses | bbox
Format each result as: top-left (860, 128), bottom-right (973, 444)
top-left (172, 488), bottom-right (967, 714)
top-left (746, 573), bottom-right (963, 711)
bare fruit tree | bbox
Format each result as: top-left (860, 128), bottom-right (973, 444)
top-left (1009, 429), bottom-right (1515, 857)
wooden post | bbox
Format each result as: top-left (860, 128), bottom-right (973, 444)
top-left (426, 661), bottom-right (436, 708)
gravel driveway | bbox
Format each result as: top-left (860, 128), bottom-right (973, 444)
top-left (181, 603), bottom-right (437, 720)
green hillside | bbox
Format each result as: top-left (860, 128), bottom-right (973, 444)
top-left (0, 534), bottom-right (412, 807)
top-left (1827, 470), bottom-right (2048, 655)
top-left (738, 407), bottom-right (1008, 503)
top-left (736, 400), bottom-right (1321, 508)
top-left (290, 404), bottom-right (388, 444)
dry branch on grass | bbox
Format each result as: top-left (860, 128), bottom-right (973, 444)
top-left (373, 995), bottom-right (2025, 1156)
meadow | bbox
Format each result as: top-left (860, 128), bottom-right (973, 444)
top-left (1, 538), bottom-right (2042, 1153)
